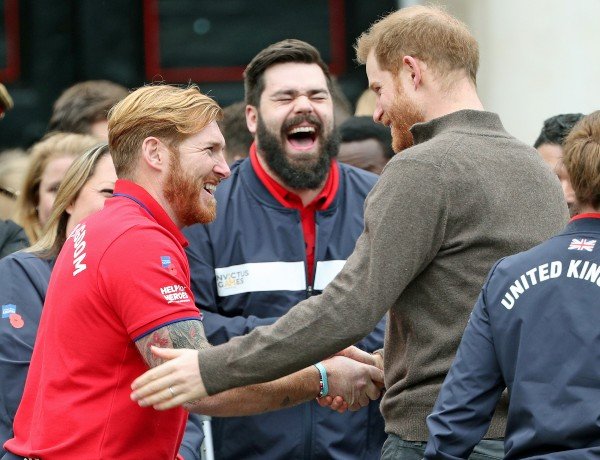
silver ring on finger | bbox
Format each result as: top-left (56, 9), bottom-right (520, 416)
top-left (169, 386), bottom-right (176, 398)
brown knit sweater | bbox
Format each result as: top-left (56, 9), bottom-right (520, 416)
top-left (197, 110), bottom-right (569, 440)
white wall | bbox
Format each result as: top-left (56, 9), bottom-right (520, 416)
top-left (425, 0), bottom-right (600, 144)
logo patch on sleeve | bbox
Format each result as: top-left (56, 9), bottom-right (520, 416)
top-left (2, 304), bottom-right (16, 318)
top-left (2, 305), bottom-right (24, 328)
top-left (161, 255), bottom-right (178, 276)
top-left (159, 284), bottom-right (190, 303)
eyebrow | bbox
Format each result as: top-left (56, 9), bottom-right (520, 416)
top-left (199, 140), bottom-right (224, 149)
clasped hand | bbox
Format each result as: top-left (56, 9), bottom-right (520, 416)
top-left (317, 346), bottom-right (385, 413)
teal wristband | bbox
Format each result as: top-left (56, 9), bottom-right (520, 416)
top-left (314, 362), bottom-right (329, 398)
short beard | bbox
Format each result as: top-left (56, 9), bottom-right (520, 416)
top-left (256, 114), bottom-right (339, 190)
top-left (387, 83), bottom-right (425, 153)
top-left (164, 147), bottom-right (216, 227)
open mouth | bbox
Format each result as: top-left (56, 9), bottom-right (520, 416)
top-left (203, 183), bottom-right (217, 196)
top-left (286, 125), bottom-right (317, 151)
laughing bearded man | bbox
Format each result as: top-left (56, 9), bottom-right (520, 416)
top-left (180, 39), bottom-right (387, 460)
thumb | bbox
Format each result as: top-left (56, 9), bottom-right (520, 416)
top-left (150, 346), bottom-right (185, 360)
top-left (337, 346), bottom-right (376, 366)
top-left (368, 365), bottom-right (385, 384)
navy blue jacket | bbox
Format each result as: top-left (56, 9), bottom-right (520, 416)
top-left (425, 215), bottom-right (600, 460)
top-left (184, 158), bottom-right (386, 459)
top-left (0, 220), bottom-right (28, 260)
top-left (0, 252), bottom-right (51, 454)
top-left (0, 252), bottom-right (203, 458)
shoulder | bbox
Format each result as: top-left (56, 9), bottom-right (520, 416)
top-left (338, 162), bottom-right (378, 189)
top-left (336, 163), bottom-right (378, 204)
top-left (0, 219), bottom-right (26, 237)
top-left (0, 220), bottom-right (29, 257)
top-left (214, 159), bottom-right (247, 196)
top-left (485, 234), bottom-right (563, 290)
top-left (0, 251), bottom-right (48, 270)
top-left (0, 251), bottom-right (51, 287)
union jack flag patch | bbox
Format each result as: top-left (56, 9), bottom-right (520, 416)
top-left (568, 238), bottom-right (596, 251)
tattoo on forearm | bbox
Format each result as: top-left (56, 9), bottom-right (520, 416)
top-left (135, 320), bottom-right (211, 368)
top-left (169, 320), bottom-right (210, 350)
top-left (280, 396), bottom-right (292, 408)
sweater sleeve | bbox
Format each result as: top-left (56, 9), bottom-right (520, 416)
top-left (198, 157), bottom-right (449, 394)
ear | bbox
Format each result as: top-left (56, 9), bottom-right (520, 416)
top-left (246, 105), bottom-right (258, 136)
top-left (402, 56), bottom-right (423, 90)
top-left (140, 136), bottom-right (167, 172)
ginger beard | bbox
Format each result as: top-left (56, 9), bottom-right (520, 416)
top-left (385, 79), bottom-right (425, 154)
top-left (163, 146), bottom-right (217, 227)
top-left (256, 112), bottom-right (339, 190)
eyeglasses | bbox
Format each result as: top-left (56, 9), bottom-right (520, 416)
top-left (0, 185), bottom-right (19, 200)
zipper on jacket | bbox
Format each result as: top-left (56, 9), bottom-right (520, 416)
top-left (306, 216), bottom-right (319, 299)
top-left (304, 213), bottom-right (319, 457)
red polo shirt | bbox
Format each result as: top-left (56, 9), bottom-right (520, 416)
top-left (250, 143), bottom-right (339, 284)
top-left (5, 180), bottom-right (200, 459)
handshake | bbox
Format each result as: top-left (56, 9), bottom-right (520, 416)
top-left (315, 347), bottom-right (385, 413)
top-left (131, 345), bottom-right (384, 417)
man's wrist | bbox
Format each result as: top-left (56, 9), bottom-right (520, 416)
top-left (313, 362), bottom-right (329, 398)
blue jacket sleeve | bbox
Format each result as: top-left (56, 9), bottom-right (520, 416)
top-left (424, 281), bottom-right (505, 459)
top-left (178, 414), bottom-right (205, 460)
top-left (0, 253), bottom-right (49, 453)
top-left (185, 224), bottom-right (279, 345)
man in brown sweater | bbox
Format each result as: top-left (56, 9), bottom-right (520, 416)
top-left (132, 6), bottom-right (569, 458)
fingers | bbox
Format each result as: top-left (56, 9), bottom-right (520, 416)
top-left (348, 401), bottom-right (363, 411)
top-left (316, 395), bottom-right (349, 413)
top-left (367, 365), bottom-right (385, 385)
top-left (329, 396), bottom-right (346, 412)
top-left (365, 380), bottom-right (382, 401)
top-left (131, 349), bottom-right (180, 391)
top-left (150, 345), bottom-right (185, 360)
top-left (372, 352), bottom-right (384, 371)
top-left (336, 346), bottom-right (376, 366)
top-left (132, 372), bottom-right (178, 405)
top-left (316, 396), bottom-right (334, 407)
top-left (335, 401), bottom-right (349, 414)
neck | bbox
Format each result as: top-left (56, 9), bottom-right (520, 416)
top-left (577, 204), bottom-right (600, 215)
top-left (130, 172), bottom-right (182, 228)
top-left (422, 78), bottom-right (484, 122)
top-left (256, 149), bottom-right (327, 207)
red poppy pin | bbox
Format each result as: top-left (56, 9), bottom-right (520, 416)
top-left (9, 313), bottom-right (24, 329)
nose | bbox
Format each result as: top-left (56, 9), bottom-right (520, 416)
top-left (373, 103), bottom-right (384, 124)
top-left (214, 152), bottom-right (231, 180)
top-left (293, 95), bottom-right (314, 114)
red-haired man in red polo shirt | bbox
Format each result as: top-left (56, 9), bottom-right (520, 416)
top-left (3, 83), bottom-right (383, 460)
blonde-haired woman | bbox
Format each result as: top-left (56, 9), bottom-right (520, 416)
top-left (15, 132), bottom-right (98, 243)
top-left (0, 144), bottom-right (116, 454)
